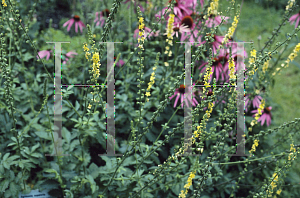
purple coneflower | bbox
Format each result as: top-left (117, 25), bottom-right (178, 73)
top-left (169, 84), bottom-right (199, 108)
top-left (164, 22), bottom-right (190, 38)
top-left (37, 49), bottom-right (52, 60)
top-left (244, 94), bottom-right (262, 112)
top-left (179, 15), bottom-right (205, 45)
top-left (133, 26), bottom-right (160, 41)
top-left (198, 48), bottom-right (230, 83)
top-left (155, 0), bottom-right (194, 23)
top-left (114, 56), bottom-right (125, 67)
top-left (202, 34), bottom-right (225, 54)
top-left (251, 106), bottom-right (272, 126)
top-left (196, 87), bottom-right (226, 111)
top-left (63, 51), bottom-right (78, 64)
top-left (289, 10), bottom-right (300, 29)
top-left (63, 15), bottom-right (86, 33)
top-left (94, 9), bottom-right (111, 27)
top-left (205, 14), bottom-right (230, 28)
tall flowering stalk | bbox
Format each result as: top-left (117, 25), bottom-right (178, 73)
top-left (222, 14), bottom-right (239, 45)
top-left (91, 52), bottom-right (101, 81)
top-left (138, 14), bottom-right (146, 51)
top-left (249, 99), bottom-right (265, 132)
top-left (262, 52), bottom-right (271, 73)
top-left (248, 49), bottom-right (258, 77)
top-left (165, 13), bottom-right (175, 59)
top-left (264, 137), bottom-right (298, 197)
top-left (286, 0), bottom-right (295, 11)
top-left (178, 170), bottom-right (196, 198)
top-left (249, 139), bottom-right (259, 155)
top-left (272, 42), bottom-right (300, 76)
top-left (145, 52), bottom-right (160, 102)
top-left (228, 56), bottom-right (236, 86)
top-left (192, 101), bottom-right (214, 144)
top-left (201, 50), bottom-right (214, 99)
top-left (204, 0), bottom-right (219, 20)
top-left (83, 43), bottom-right (90, 60)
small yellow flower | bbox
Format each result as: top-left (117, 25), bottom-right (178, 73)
top-left (249, 139), bottom-right (259, 154)
top-left (178, 190), bottom-right (186, 198)
top-left (92, 52), bottom-right (100, 63)
top-left (2, 0), bottom-right (7, 7)
top-left (85, 52), bottom-right (91, 60)
top-left (276, 189), bottom-right (282, 195)
top-left (250, 49), bottom-right (257, 57)
top-left (139, 17), bottom-right (144, 23)
top-left (83, 43), bottom-right (89, 51)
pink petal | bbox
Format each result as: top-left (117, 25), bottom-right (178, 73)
top-left (75, 22), bottom-right (78, 33)
top-left (184, 96), bottom-right (190, 108)
top-left (67, 19), bottom-right (74, 32)
top-left (295, 16), bottom-right (300, 29)
top-left (37, 51), bottom-right (47, 59)
top-left (63, 20), bottom-right (70, 27)
top-left (174, 94), bottom-right (180, 108)
top-left (260, 114), bottom-right (266, 126)
top-left (289, 14), bottom-right (298, 23)
top-left (46, 52), bottom-right (51, 60)
top-left (181, 94), bottom-right (184, 108)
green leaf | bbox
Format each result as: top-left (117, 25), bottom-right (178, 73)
top-left (67, 85), bottom-right (74, 90)
top-left (2, 161), bottom-right (10, 169)
top-left (62, 127), bottom-right (71, 144)
top-left (23, 52), bottom-right (34, 61)
top-left (10, 137), bottom-right (17, 142)
top-left (31, 143), bottom-right (40, 153)
top-left (9, 182), bottom-right (17, 195)
top-left (2, 153), bottom-right (10, 161)
top-left (35, 131), bottom-right (52, 140)
top-left (0, 179), bottom-right (9, 192)
top-left (88, 163), bottom-right (100, 179)
top-left (75, 101), bottom-right (80, 111)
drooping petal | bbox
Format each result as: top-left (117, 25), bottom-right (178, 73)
top-left (37, 51), bottom-right (47, 59)
top-left (180, 94), bottom-right (184, 108)
top-left (67, 19), bottom-right (74, 32)
top-left (295, 16), bottom-right (300, 29)
top-left (46, 51), bottom-right (51, 60)
top-left (174, 94), bottom-right (180, 107)
top-left (75, 22), bottom-right (78, 33)
top-left (184, 95), bottom-right (190, 108)
top-left (63, 20), bottom-right (70, 27)
top-left (94, 12), bottom-right (99, 23)
top-left (260, 114), bottom-right (266, 126)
